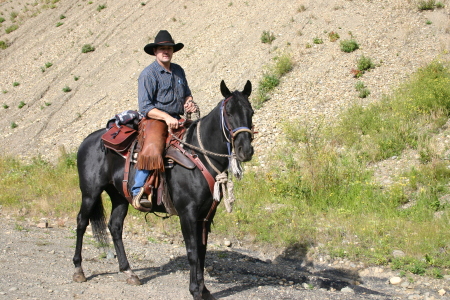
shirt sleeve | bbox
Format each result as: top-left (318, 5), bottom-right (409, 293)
top-left (137, 70), bottom-right (157, 118)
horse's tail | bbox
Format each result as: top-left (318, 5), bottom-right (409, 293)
top-left (90, 195), bottom-right (109, 248)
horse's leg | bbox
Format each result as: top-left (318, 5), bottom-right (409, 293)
top-left (180, 215), bottom-right (216, 300)
top-left (106, 187), bottom-right (141, 285)
top-left (72, 193), bottom-right (101, 282)
top-left (198, 219), bottom-right (216, 300)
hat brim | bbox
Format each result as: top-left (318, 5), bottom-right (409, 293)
top-left (144, 42), bottom-right (184, 56)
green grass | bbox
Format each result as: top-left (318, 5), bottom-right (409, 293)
top-left (62, 86), bottom-right (72, 92)
top-left (253, 53), bottom-right (293, 108)
top-left (216, 60), bottom-right (450, 276)
top-left (5, 24), bottom-right (18, 34)
top-left (0, 40), bottom-right (8, 49)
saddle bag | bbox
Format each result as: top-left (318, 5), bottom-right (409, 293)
top-left (102, 123), bottom-right (138, 152)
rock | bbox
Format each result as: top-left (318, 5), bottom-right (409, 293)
top-left (37, 222), bottom-right (48, 228)
top-left (205, 266), bottom-right (213, 272)
top-left (392, 250), bottom-right (405, 258)
top-left (341, 287), bottom-right (354, 293)
top-left (438, 289), bottom-right (446, 296)
top-left (390, 277), bottom-right (402, 285)
top-left (223, 240), bottom-right (231, 247)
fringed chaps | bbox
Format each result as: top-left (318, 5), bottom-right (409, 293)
top-left (136, 119), bottom-right (168, 172)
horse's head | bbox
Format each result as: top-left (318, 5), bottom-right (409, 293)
top-left (220, 80), bottom-right (254, 162)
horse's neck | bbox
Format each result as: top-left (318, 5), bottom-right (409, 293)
top-left (187, 105), bottom-right (229, 173)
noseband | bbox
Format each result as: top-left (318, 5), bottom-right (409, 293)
top-left (221, 96), bottom-right (254, 150)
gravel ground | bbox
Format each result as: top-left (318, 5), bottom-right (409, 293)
top-left (1, 215), bottom-right (449, 300)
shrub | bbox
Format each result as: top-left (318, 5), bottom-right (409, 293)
top-left (62, 86), bottom-right (72, 92)
top-left (59, 14), bottom-right (66, 19)
top-left (418, 0), bottom-right (436, 10)
top-left (10, 122), bottom-right (18, 129)
top-left (328, 31), bottom-right (340, 42)
top-left (313, 37), bottom-right (323, 44)
top-left (435, 2), bottom-right (445, 8)
top-left (0, 40), bottom-right (8, 49)
top-left (5, 24), bottom-right (19, 34)
top-left (81, 44), bottom-right (95, 53)
top-left (357, 55), bottom-right (375, 72)
top-left (97, 4), bottom-right (106, 12)
top-left (0, 17), bottom-right (5, 23)
top-left (340, 39), bottom-right (359, 53)
top-left (261, 30), bottom-right (276, 44)
top-left (2, 104), bottom-right (9, 109)
top-left (45, 62), bottom-right (53, 68)
top-left (13, 82), bottom-right (20, 87)
top-left (18, 101), bottom-right (26, 108)
top-left (355, 81), bottom-right (371, 98)
top-left (56, 22), bottom-right (63, 27)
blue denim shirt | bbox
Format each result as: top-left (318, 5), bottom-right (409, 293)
top-left (138, 60), bottom-right (192, 118)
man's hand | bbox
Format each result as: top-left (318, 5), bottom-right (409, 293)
top-left (184, 100), bottom-right (197, 113)
top-left (165, 115), bottom-right (180, 130)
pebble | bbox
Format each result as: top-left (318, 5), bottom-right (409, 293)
top-left (438, 289), bottom-right (446, 296)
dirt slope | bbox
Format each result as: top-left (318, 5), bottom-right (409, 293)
top-left (0, 0), bottom-right (449, 163)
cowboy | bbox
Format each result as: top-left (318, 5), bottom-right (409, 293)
top-left (132, 30), bottom-right (198, 208)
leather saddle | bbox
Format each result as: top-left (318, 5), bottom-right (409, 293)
top-left (103, 120), bottom-right (197, 213)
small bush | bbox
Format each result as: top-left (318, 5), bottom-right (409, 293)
top-left (59, 14), bottom-right (66, 19)
top-left (0, 40), bottom-right (8, 49)
top-left (18, 101), bottom-right (26, 108)
top-left (297, 5), bottom-right (306, 12)
top-left (56, 22), bottom-right (63, 27)
top-left (45, 62), bottom-right (53, 68)
top-left (261, 30), bottom-right (276, 44)
top-left (418, 0), bottom-right (436, 10)
top-left (5, 24), bottom-right (19, 34)
top-left (13, 82), bottom-right (20, 87)
top-left (74, 76), bottom-right (80, 81)
top-left (81, 44), bottom-right (95, 53)
top-left (313, 37), bottom-right (323, 44)
top-left (355, 81), bottom-right (370, 98)
top-left (435, 2), bottom-right (445, 8)
top-left (0, 17), bottom-right (5, 23)
top-left (97, 4), bottom-right (106, 12)
top-left (357, 55), bottom-right (375, 72)
top-left (2, 104), bottom-right (9, 109)
top-left (340, 39), bottom-right (359, 53)
top-left (10, 11), bottom-right (18, 20)
top-left (328, 31), bottom-right (340, 42)
top-left (10, 122), bottom-right (18, 129)
top-left (62, 86), bottom-right (72, 92)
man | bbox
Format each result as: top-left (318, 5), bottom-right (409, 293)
top-left (132, 30), bottom-right (197, 208)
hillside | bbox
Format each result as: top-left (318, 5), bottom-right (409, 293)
top-left (0, 0), bottom-right (449, 163)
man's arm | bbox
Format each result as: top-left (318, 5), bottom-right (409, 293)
top-left (147, 108), bottom-right (180, 130)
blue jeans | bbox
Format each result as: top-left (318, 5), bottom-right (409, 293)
top-left (131, 169), bottom-right (151, 196)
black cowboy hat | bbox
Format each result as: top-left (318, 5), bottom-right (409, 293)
top-left (144, 30), bottom-right (184, 56)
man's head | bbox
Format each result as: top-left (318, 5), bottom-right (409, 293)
top-left (144, 30), bottom-right (184, 56)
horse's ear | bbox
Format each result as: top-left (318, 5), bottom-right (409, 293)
top-left (220, 80), bottom-right (231, 98)
top-left (242, 80), bottom-right (252, 97)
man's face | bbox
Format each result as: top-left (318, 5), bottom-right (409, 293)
top-left (155, 46), bottom-right (174, 65)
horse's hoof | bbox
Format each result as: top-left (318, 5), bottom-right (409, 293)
top-left (126, 275), bottom-right (141, 286)
top-left (73, 272), bottom-right (87, 283)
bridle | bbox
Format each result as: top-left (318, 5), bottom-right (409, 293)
top-left (220, 96), bottom-right (254, 153)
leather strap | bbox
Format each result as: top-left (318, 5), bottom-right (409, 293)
top-left (123, 140), bottom-right (137, 202)
top-left (170, 142), bottom-right (215, 195)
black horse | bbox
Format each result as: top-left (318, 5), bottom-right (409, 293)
top-left (72, 80), bottom-right (254, 300)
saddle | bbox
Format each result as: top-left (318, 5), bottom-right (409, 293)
top-left (101, 119), bottom-right (214, 214)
